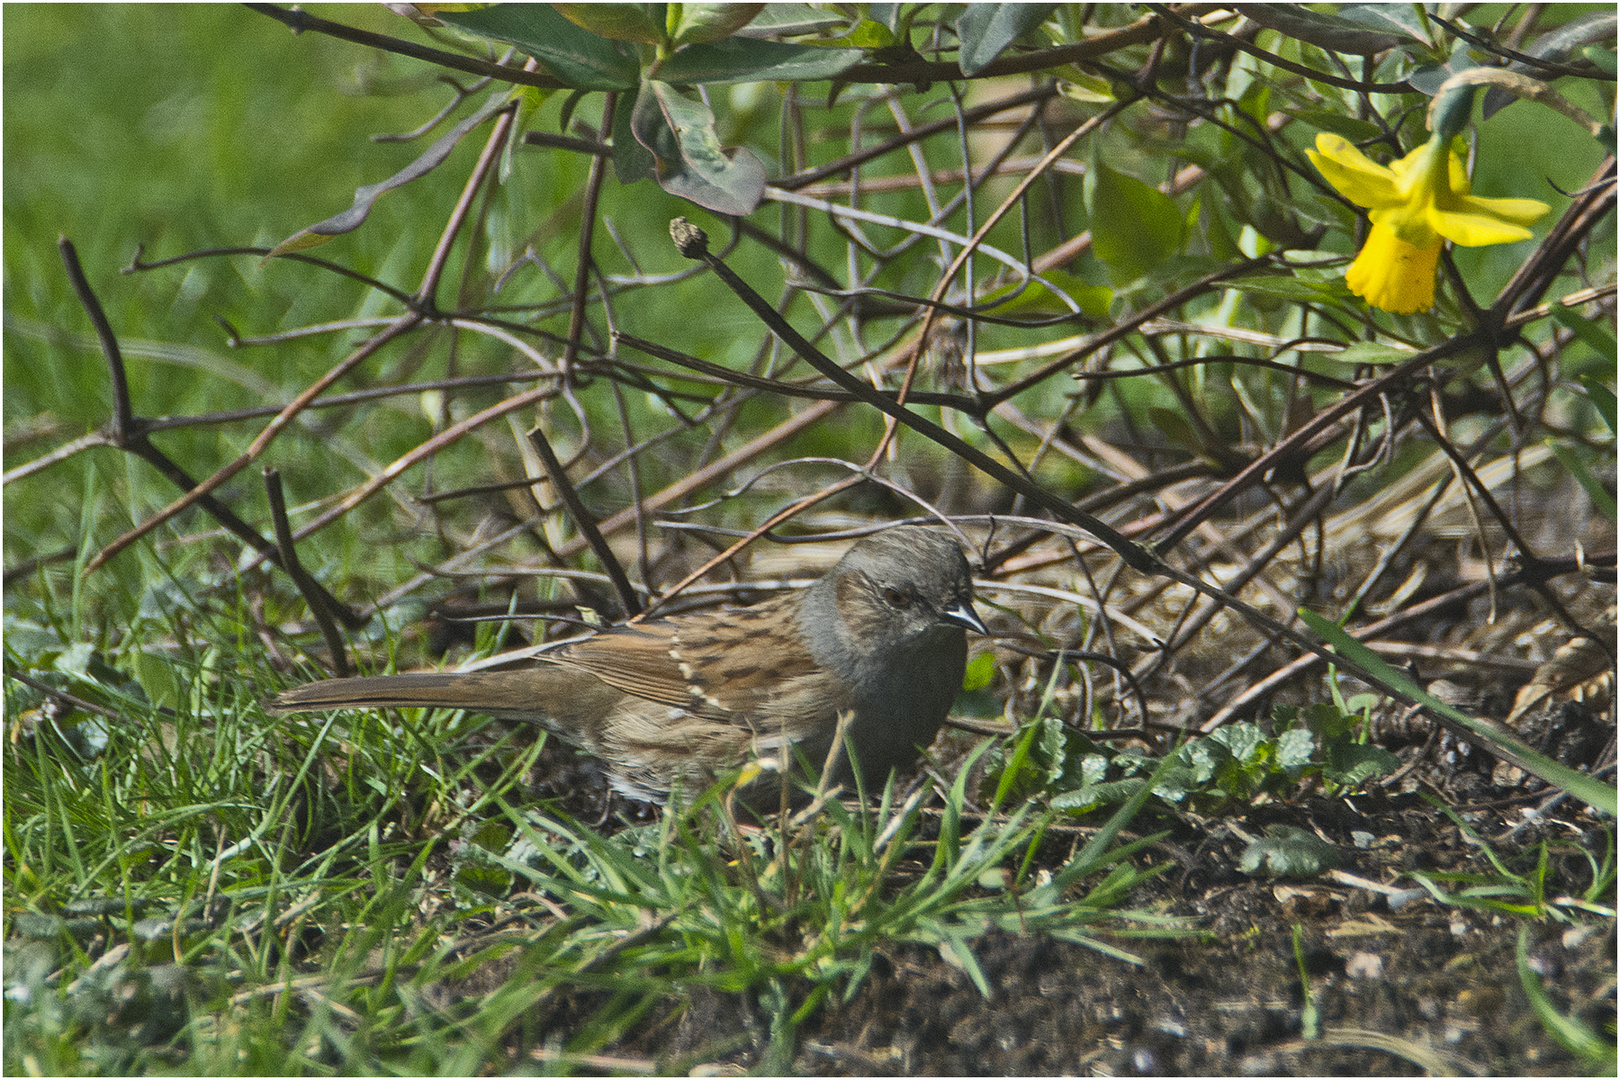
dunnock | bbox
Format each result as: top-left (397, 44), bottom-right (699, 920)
top-left (269, 526), bottom-right (987, 804)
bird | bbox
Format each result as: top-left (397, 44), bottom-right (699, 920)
top-left (269, 525), bottom-right (988, 806)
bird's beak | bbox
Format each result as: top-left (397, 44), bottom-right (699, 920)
top-left (941, 600), bottom-right (989, 636)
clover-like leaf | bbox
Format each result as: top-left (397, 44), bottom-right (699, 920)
top-left (1239, 825), bottom-right (1341, 878)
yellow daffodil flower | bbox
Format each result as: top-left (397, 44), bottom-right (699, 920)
top-left (1308, 133), bottom-right (1549, 314)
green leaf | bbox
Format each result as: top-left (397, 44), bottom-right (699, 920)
top-left (657, 37), bottom-right (862, 85)
top-left (1239, 4), bottom-right (1409, 54)
top-left (1547, 440), bottom-right (1617, 521)
top-left (1223, 273), bottom-right (1348, 304)
top-left (1298, 609), bottom-right (1619, 817)
top-left (1336, 3), bottom-right (1431, 43)
top-left (1485, 12), bottom-right (1618, 118)
top-left (131, 651), bottom-right (181, 712)
top-left (1291, 108), bottom-right (1385, 144)
top-left (977, 271), bottom-right (1111, 319)
top-left (552, 3), bottom-right (666, 45)
top-left (1576, 373), bottom-right (1616, 434)
top-left (1146, 406), bottom-right (1203, 456)
top-left (670, 3), bottom-right (765, 47)
top-left (1274, 727), bottom-right (1316, 772)
top-left (1550, 302), bottom-right (1618, 360)
top-left (1087, 163), bottom-right (1183, 280)
top-left (847, 19), bottom-right (896, 50)
top-left (1329, 341), bottom-right (1418, 365)
top-left (955, 3), bottom-right (1056, 76)
top-left (1322, 740), bottom-right (1400, 787)
top-left (961, 651), bottom-right (995, 692)
top-left (1517, 926), bottom-right (1618, 1071)
top-left (439, 6), bottom-right (640, 90)
top-left (631, 79), bottom-right (765, 214)
top-left (267, 92), bottom-right (513, 256)
top-left (1238, 825), bottom-right (1341, 879)
top-left (1054, 71), bottom-right (1115, 104)
top-left (611, 88), bottom-right (655, 184)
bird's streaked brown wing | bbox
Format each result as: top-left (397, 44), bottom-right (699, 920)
top-left (554, 594), bottom-right (820, 721)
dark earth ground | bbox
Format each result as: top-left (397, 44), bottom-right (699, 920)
top-left (452, 697), bottom-right (1615, 1076)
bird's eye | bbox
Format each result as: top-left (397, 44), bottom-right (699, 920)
top-left (882, 587), bottom-right (910, 609)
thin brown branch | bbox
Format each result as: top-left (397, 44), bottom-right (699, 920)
top-left (264, 467), bottom-right (351, 676)
top-left (526, 426), bottom-right (641, 618)
top-left (87, 314), bottom-right (425, 573)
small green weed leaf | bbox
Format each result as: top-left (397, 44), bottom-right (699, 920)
top-left (658, 37), bottom-right (863, 85)
top-left (1299, 609), bottom-right (1619, 816)
top-left (1323, 740), bottom-right (1400, 787)
top-left (1087, 163), bottom-right (1183, 280)
top-left (439, 6), bottom-right (641, 89)
top-left (1345, 692), bottom-right (1380, 715)
top-left (1298, 700), bottom-right (1354, 741)
top-left (955, 3), bottom-right (1057, 75)
top-left (131, 652), bottom-right (181, 711)
top-left (1207, 721), bottom-right (1266, 765)
top-left (1518, 925), bottom-right (1618, 1070)
top-left (961, 651), bottom-right (995, 692)
top-left (986, 714), bottom-right (1057, 805)
top-left (1274, 727), bottom-right (1316, 771)
top-left (1239, 825), bottom-right (1340, 878)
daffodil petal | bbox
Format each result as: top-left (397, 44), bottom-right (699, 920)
top-left (1309, 134), bottom-right (1403, 208)
top-left (1313, 133), bottom-right (1393, 176)
top-left (1427, 206), bottom-right (1534, 246)
top-left (1387, 142), bottom-right (1438, 182)
top-left (1457, 193), bottom-right (1550, 227)
top-left (1345, 224), bottom-right (1439, 314)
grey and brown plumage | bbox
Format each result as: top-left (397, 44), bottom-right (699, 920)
top-left (269, 526), bottom-right (987, 804)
